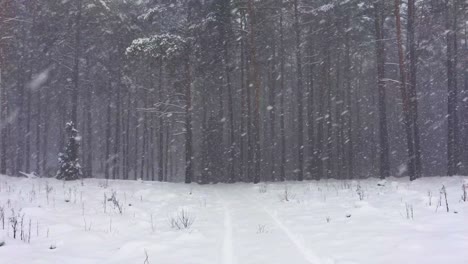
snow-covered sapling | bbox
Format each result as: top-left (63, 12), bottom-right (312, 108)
top-left (462, 183), bottom-right (467, 202)
top-left (26, 219), bottom-right (31, 243)
top-left (279, 185), bottom-right (295, 202)
top-left (0, 228), bottom-right (4, 247)
top-left (341, 182), bottom-right (351, 190)
top-left (177, 210), bottom-right (194, 229)
top-left (169, 209), bottom-right (195, 230)
top-left (98, 180), bottom-right (109, 189)
top-left (256, 224), bottom-right (268, 234)
top-left (83, 217), bottom-right (92, 232)
top-left (56, 121), bottom-right (83, 181)
top-left (199, 198), bottom-right (207, 208)
top-left (9, 209), bottom-right (21, 239)
top-left (0, 206), bottom-right (4, 230)
top-left (103, 193), bottom-right (107, 213)
top-left (64, 188), bottom-right (72, 203)
top-left (108, 191), bottom-right (123, 214)
top-left (73, 187), bottom-right (78, 204)
top-left (19, 214), bottom-right (24, 241)
top-left (441, 185), bottom-right (449, 212)
top-left (405, 203), bottom-right (414, 220)
top-left (356, 184), bottom-right (365, 200)
top-left (45, 182), bottom-right (53, 204)
top-left (28, 187), bottom-right (36, 203)
top-left (258, 183), bottom-right (267, 194)
top-left (377, 180), bottom-right (387, 187)
top-left (144, 249), bottom-right (149, 264)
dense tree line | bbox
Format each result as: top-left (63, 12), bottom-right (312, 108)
top-left (0, 0), bottom-right (467, 183)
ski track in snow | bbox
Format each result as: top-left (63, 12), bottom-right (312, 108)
top-left (222, 202), bottom-right (234, 264)
top-left (216, 190), bottom-right (235, 264)
top-left (244, 193), bottom-right (322, 264)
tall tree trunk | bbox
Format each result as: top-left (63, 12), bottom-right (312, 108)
top-left (316, 53), bottom-right (326, 180)
top-left (42, 84), bottom-right (49, 175)
top-left (239, 10), bottom-right (247, 181)
top-left (85, 63), bottom-right (93, 178)
top-left (113, 61), bottom-right (122, 180)
top-left (150, 114), bottom-right (155, 181)
top-left (294, 0), bottom-right (304, 181)
top-left (158, 61), bottom-right (164, 181)
top-left (279, 1), bottom-right (286, 181)
top-left (325, 49), bottom-right (333, 179)
top-left (374, 1), bottom-right (390, 179)
top-left (268, 33), bottom-right (277, 181)
top-left (247, 0), bottom-right (261, 183)
top-left (0, 44), bottom-right (6, 174)
top-left (124, 82), bottom-right (131, 180)
top-left (408, 0), bottom-right (422, 178)
top-left (140, 89), bottom-right (147, 180)
top-left (25, 72), bottom-right (31, 173)
top-left (463, 10), bottom-right (468, 171)
top-left (134, 96), bottom-right (139, 180)
top-left (35, 75), bottom-right (41, 175)
top-left (334, 52), bottom-right (343, 178)
top-left (25, 0), bottom-right (39, 174)
top-left (105, 94), bottom-right (112, 180)
top-left (15, 40), bottom-right (26, 176)
top-left (164, 119), bottom-right (171, 181)
top-left (395, 0), bottom-right (417, 180)
top-left (344, 16), bottom-right (354, 179)
top-left (446, 0), bottom-right (459, 176)
top-left (71, 0), bottom-right (82, 125)
top-left (245, 12), bottom-right (253, 182)
top-left (221, 7), bottom-right (235, 182)
top-left (306, 30), bottom-right (317, 179)
top-left (184, 55), bottom-right (194, 183)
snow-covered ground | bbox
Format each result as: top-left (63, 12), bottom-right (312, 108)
top-left (0, 175), bottom-right (467, 264)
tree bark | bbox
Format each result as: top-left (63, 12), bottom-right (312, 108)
top-left (71, 0), bottom-right (82, 126)
top-left (0, 42), bottom-right (7, 174)
top-left (247, 0), bottom-right (261, 184)
top-left (279, 1), bottom-right (286, 181)
top-left (374, 1), bottom-right (390, 179)
top-left (184, 55), bottom-right (194, 184)
top-left (408, 0), bottom-right (422, 178)
top-left (395, 0), bottom-right (417, 180)
top-left (446, 0), bottom-right (459, 176)
top-left (294, 0), bottom-right (304, 181)
top-left (158, 61), bottom-right (164, 181)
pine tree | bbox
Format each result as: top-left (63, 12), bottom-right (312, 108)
top-left (56, 122), bottom-right (82, 181)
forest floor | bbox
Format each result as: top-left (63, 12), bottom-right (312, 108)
top-left (0, 175), bottom-right (467, 264)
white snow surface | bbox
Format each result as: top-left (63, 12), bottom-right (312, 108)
top-left (0, 175), bottom-right (467, 264)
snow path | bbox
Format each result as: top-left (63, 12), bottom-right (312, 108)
top-left (216, 186), bottom-right (319, 264)
top-left (1, 176), bottom-right (468, 264)
top-left (216, 190), bottom-right (235, 264)
top-left (222, 204), bottom-right (234, 264)
top-left (245, 193), bottom-right (322, 264)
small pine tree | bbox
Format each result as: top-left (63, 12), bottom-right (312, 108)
top-left (56, 122), bottom-right (82, 180)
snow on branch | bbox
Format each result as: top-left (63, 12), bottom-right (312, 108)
top-left (126, 33), bottom-right (187, 61)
